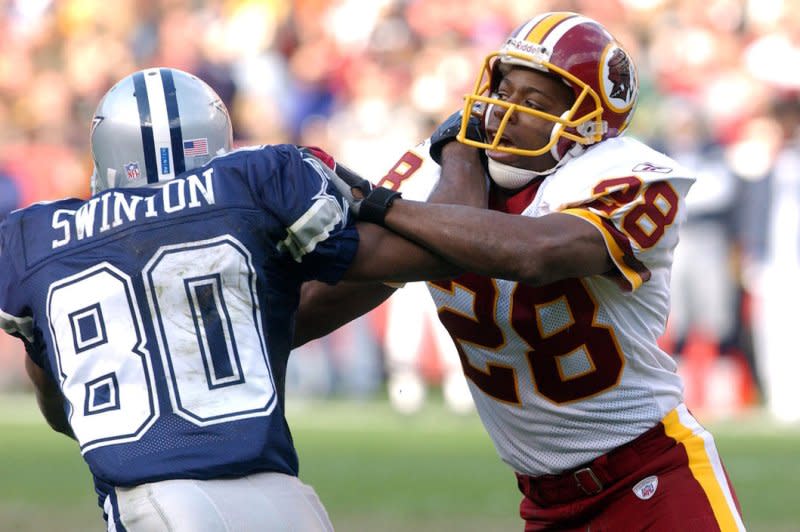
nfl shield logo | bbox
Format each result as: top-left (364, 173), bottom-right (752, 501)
top-left (125, 161), bottom-right (141, 181)
top-left (632, 475), bottom-right (658, 500)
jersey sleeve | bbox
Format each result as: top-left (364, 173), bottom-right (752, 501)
top-left (0, 216), bottom-right (34, 343)
top-left (375, 139), bottom-right (442, 201)
top-left (560, 175), bottom-right (694, 292)
top-left (244, 145), bottom-right (358, 284)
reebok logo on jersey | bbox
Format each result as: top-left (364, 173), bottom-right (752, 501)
top-left (632, 162), bottom-right (672, 173)
top-left (632, 475), bottom-right (658, 500)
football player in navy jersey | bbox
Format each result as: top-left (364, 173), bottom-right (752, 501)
top-left (0, 67), bottom-right (469, 532)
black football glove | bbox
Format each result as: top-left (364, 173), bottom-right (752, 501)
top-left (297, 146), bottom-right (401, 226)
top-left (429, 110), bottom-right (485, 165)
top-left (334, 162), bottom-right (402, 225)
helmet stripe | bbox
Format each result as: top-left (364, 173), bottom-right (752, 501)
top-left (512, 13), bottom-right (548, 40)
top-left (524, 12), bottom-right (577, 44)
top-left (142, 68), bottom-right (175, 183)
top-left (132, 72), bottom-right (158, 183)
top-left (160, 68), bottom-right (185, 176)
top-left (541, 15), bottom-right (607, 52)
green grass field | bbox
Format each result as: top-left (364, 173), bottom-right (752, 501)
top-left (1, 394), bottom-right (798, 532)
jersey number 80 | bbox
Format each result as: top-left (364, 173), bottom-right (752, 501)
top-left (47, 235), bottom-right (276, 453)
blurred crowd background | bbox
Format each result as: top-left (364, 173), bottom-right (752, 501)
top-left (1, 0), bottom-right (799, 423)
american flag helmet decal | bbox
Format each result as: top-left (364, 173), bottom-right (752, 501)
top-left (183, 138), bottom-right (209, 157)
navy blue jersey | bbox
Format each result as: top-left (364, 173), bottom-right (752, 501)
top-left (0, 144), bottom-right (357, 494)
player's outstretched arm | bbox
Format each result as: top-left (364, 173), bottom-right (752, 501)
top-left (375, 144), bottom-right (613, 286)
top-left (383, 202), bottom-right (613, 286)
top-left (341, 138), bottom-right (611, 286)
top-left (334, 140), bottom-right (490, 282)
top-left (295, 280), bottom-right (396, 347)
top-left (25, 357), bottom-right (75, 439)
top-left (294, 221), bottom-right (460, 348)
top-left (293, 136), bottom-right (487, 348)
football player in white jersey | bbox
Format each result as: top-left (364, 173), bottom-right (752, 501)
top-left (298, 11), bottom-right (745, 531)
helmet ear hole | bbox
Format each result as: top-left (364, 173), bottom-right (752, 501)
top-left (90, 68), bottom-right (232, 193)
top-left (576, 120), bottom-right (607, 142)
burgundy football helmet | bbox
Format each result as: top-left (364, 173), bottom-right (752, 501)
top-left (457, 12), bottom-right (638, 161)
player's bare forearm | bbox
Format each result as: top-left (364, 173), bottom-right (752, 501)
top-left (339, 143), bottom-right (483, 282)
top-left (383, 202), bottom-right (613, 286)
top-left (25, 357), bottom-right (75, 440)
top-left (428, 142), bottom-right (487, 207)
top-left (344, 222), bottom-right (460, 283)
top-left (293, 146), bottom-right (476, 346)
top-left (294, 280), bottom-right (396, 347)
top-left (295, 224), bottom-right (461, 346)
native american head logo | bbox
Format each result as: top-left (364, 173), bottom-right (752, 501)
top-left (601, 45), bottom-right (637, 112)
top-left (608, 48), bottom-right (632, 101)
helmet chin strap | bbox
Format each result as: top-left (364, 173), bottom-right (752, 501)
top-left (487, 157), bottom-right (552, 190)
top-left (483, 108), bottom-right (591, 190)
top-left (487, 140), bottom-right (590, 190)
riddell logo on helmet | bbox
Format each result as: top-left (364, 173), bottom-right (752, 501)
top-left (505, 38), bottom-right (547, 56)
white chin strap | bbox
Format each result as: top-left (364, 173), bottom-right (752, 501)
top-left (484, 108), bottom-right (588, 190)
top-left (487, 139), bottom-right (587, 190)
top-left (487, 158), bottom-right (552, 189)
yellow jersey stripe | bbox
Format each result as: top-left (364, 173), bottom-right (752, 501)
top-left (663, 407), bottom-right (745, 531)
top-left (524, 12), bottom-right (576, 45)
top-left (561, 208), bottom-right (646, 291)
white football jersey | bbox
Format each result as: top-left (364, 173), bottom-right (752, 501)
top-left (377, 136), bottom-right (695, 476)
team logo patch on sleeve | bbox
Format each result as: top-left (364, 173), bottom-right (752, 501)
top-left (632, 475), bottom-right (659, 500)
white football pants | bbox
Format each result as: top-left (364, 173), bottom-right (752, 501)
top-left (108, 472), bottom-right (334, 531)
